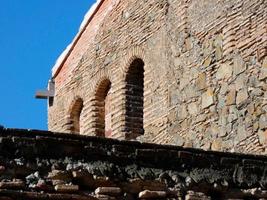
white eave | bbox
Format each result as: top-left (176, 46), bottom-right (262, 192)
top-left (51, 0), bottom-right (105, 78)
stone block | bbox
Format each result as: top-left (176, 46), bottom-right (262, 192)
top-left (228, 112), bottom-right (238, 123)
top-left (201, 88), bottom-right (214, 109)
top-left (52, 179), bottom-right (66, 186)
top-left (247, 103), bottom-right (255, 115)
top-left (216, 63), bottom-right (233, 80)
top-left (0, 180), bottom-right (25, 189)
top-left (215, 46), bottom-right (223, 60)
top-left (263, 57), bottom-right (267, 68)
top-left (260, 57), bottom-right (267, 80)
top-left (48, 170), bottom-right (72, 182)
top-left (217, 95), bottom-right (225, 109)
top-left (173, 134), bottom-right (185, 146)
top-left (95, 187), bottom-right (122, 196)
top-left (251, 88), bottom-right (264, 97)
top-left (211, 139), bottom-right (222, 151)
top-left (54, 184), bottom-right (79, 193)
top-left (123, 179), bottom-right (166, 194)
top-left (220, 82), bottom-right (228, 95)
top-left (237, 125), bottom-right (247, 141)
top-left (235, 74), bottom-right (247, 91)
top-left (233, 55), bottom-right (246, 76)
top-left (196, 73), bottom-right (207, 90)
top-left (188, 102), bottom-right (199, 116)
top-left (185, 37), bottom-right (193, 51)
top-left (180, 75), bottom-right (191, 90)
top-left (177, 105), bottom-right (188, 120)
top-left (184, 140), bottom-right (193, 148)
top-left (259, 115), bottom-right (267, 130)
top-left (138, 190), bottom-right (166, 199)
top-left (185, 191), bottom-right (211, 200)
top-left (203, 56), bottom-right (212, 68)
top-left (226, 89), bottom-right (236, 105)
top-left (236, 89), bottom-right (248, 107)
top-left (259, 69), bottom-right (267, 80)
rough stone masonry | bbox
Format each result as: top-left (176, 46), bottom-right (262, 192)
top-left (48, 0), bottom-right (267, 154)
top-left (2, 128), bottom-right (267, 200)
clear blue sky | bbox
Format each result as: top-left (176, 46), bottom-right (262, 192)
top-left (0, 1), bottom-right (95, 130)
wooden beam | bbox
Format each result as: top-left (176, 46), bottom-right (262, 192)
top-left (35, 90), bottom-right (54, 99)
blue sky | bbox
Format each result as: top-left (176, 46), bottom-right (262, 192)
top-left (0, 1), bottom-right (95, 130)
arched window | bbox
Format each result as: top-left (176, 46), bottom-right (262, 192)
top-left (125, 58), bottom-right (144, 138)
top-left (69, 98), bottom-right (83, 134)
top-left (95, 79), bottom-right (112, 137)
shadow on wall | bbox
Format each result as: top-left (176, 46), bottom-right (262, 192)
top-left (69, 97), bottom-right (83, 134)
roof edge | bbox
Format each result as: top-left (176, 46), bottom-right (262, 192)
top-left (51, 0), bottom-right (105, 78)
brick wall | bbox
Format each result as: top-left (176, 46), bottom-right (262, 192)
top-left (48, 0), bottom-right (267, 154)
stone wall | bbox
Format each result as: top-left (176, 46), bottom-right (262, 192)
top-left (2, 127), bottom-right (267, 199)
top-left (48, 0), bottom-right (267, 154)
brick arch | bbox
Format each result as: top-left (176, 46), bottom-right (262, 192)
top-left (87, 68), bottom-right (112, 93)
top-left (121, 47), bottom-right (146, 75)
top-left (92, 77), bottom-right (112, 137)
top-left (109, 47), bottom-right (148, 140)
top-left (67, 96), bottom-right (84, 134)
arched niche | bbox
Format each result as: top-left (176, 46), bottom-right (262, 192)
top-left (95, 79), bottom-right (112, 137)
top-left (125, 58), bottom-right (144, 138)
top-left (69, 97), bottom-right (83, 134)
